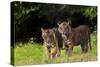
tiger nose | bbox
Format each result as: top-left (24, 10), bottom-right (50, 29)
top-left (63, 32), bottom-right (66, 35)
top-left (67, 40), bottom-right (71, 44)
top-left (62, 34), bottom-right (65, 37)
top-left (62, 32), bottom-right (64, 34)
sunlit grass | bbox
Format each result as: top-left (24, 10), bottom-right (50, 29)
top-left (13, 32), bottom-right (97, 66)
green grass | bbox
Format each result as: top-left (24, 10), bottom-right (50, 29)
top-left (12, 32), bottom-right (97, 66)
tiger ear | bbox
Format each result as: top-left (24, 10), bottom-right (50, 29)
top-left (57, 22), bottom-right (60, 26)
top-left (57, 23), bottom-right (59, 26)
top-left (41, 28), bottom-right (44, 32)
top-left (68, 20), bottom-right (71, 25)
top-left (57, 20), bottom-right (61, 26)
top-left (68, 22), bottom-right (70, 25)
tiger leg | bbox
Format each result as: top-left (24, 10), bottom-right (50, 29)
top-left (67, 45), bottom-right (73, 56)
top-left (44, 45), bottom-right (51, 59)
top-left (51, 46), bottom-right (57, 59)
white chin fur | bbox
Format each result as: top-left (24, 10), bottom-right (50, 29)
top-left (66, 40), bottom-right (71, 44)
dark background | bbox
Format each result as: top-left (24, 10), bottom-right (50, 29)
top-left (11, 1), bottom-right (97, 47)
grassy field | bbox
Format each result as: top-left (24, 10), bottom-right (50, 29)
top-left (12, 32), bottom-right (97, 66)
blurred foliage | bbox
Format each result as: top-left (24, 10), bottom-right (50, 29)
top-left (83, 7), bottom-right (97, 20)
top-left (11, 1), bottom-right (97, 44)
top-left (13, 2), bottom-right (40, 24)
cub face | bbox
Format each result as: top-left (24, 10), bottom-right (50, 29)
top-left (41, 28), bottom-right (54, 48)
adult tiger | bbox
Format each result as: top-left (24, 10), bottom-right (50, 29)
top-left (58, 21), bottom-right (91, 56)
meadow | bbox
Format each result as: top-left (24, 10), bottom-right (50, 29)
top-left (12, 32), bottom-right (97, 66)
